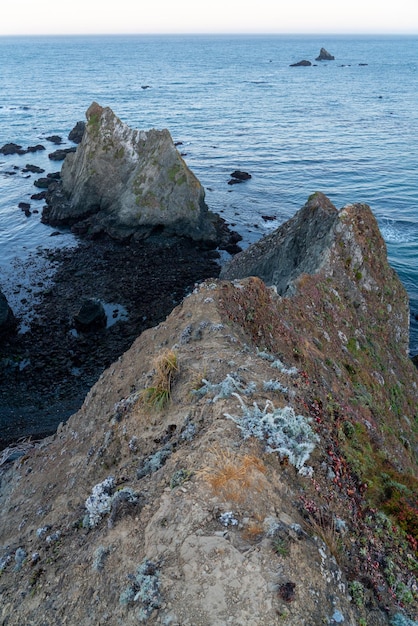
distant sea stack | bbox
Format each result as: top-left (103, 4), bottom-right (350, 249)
top-left (290, 59), bottom-right (312, 67)
top-left (315, 47), bottom-right (335, 61)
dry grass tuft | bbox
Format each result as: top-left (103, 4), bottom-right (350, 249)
top-left (304, 508), bottom-right (341, 560)
top-left (140, 349), bottom-right (179, 410)
top-left (242, 518), bottom-right (265, 542)
top-left (199, 445), bottom-right (267, 505)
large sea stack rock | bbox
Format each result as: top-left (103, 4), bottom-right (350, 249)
top-left (221, 192), bottom-right (338, 296)
top-left (43, 102), bottom-right (220, 245)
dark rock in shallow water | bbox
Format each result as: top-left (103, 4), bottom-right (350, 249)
top-left (27, 144), bottom-right (45, 153)
top-left (22, 164), bottom-right (45, 174)
top-left (230, 170), bottom-right (252, 181)
top-left (46, 135), bottom-right (63, 144)
top-left (34, 177), bottom-right (53, 189)
top-left (68, 121), bottom-right (85, 144)
top-left (228, 171), bottom-right (252, 185)
top-left (31, 190), bottom-right (48, 200)
top-left (18, 202), bottom-right (31, 210)
top-left (74, 298), bottom-right (107, 330)
top-left (290, 59), bottom-right (312, 67)
top-left (34, 172), bottom-right (61, 189)
top-left (0, 291), bottom-right (16, 337)
top-left (48, 147), bottom-right (77, 161)
top-left (316, 48), bottom-right (335, 61)
top-left (0, 142), bottom-right (26, 155)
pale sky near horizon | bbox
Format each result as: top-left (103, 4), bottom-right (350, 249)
top-left (2, 0), bottom-right (418, 36)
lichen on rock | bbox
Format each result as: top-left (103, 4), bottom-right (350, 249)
top-left (1, 193), bottom-right (417, 625)
top-left (42, 102), bottom-right (227, 246)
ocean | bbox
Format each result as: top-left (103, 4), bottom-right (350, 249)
top-left (0, 33), bottom-right (417, 355)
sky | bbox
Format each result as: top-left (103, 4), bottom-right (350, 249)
top-left (2, 0), bottom-right (418, 36)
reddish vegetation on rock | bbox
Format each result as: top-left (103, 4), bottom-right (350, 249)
top-left (0, 193), bottom-right (417, 625)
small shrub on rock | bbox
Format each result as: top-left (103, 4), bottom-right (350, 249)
top-left (225, 394), bottom-right (319, 471)
top-left (119, 559), bottom-right (161, 621)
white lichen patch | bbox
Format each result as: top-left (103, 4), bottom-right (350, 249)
top-left (225, 394), bottom-right (319, 471)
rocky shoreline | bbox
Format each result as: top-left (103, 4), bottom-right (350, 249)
top-left (0, 236), bottom-right (222, 449)
top-left (1, 104), bottom-right (246, 450)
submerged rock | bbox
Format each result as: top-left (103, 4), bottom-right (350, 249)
top-left (43, 102), bottom-right (225, 246)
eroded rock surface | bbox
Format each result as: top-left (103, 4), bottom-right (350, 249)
top-left (221, 190), bottom-right (410, 355)
top-left (42, 102), bottom-right (227, 246)
top-left (1, 194), bottom-right (417, 625)
top-left (221, 192), bottom-right (339, 296)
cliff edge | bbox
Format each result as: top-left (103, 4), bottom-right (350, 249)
top-left (1, 194), bottom-right (417, 625)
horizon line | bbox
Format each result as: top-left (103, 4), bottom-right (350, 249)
top-left (1, 30), bottom-right (418, 38)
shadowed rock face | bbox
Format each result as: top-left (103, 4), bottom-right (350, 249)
top-left (221, 191), bottom-right (411, 355)
top-left (0, 291), bottom-right (16, 337)
top-left (43, 102), bottom-right (220, 245)
top-left (221, 192), bottom-right (339, 296)
top-left (316, 47), bottom-right (335, 61)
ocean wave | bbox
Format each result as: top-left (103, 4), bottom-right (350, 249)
top-left (379, 218), bottom-right (417, 244)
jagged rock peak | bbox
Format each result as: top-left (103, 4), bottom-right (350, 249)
top-left (221, 191), bottom-right (410, 353)
top-left (316, 47), bottom-right (335, 61)
top-left (42, 102), bottom-right (222, 245)
top-left (221, 191), bottom-right (339, 295)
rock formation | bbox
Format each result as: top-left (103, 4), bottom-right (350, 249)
top-left (221, 190), bottom-right (409, 352)
top-left (221, 191), bottom-right (339, 296)
top-left (73, 298), bottom-right (107, 331)
top-left (316, 47), bottom-right (335, 61)
top-left (0, 291), bottom-right (16, 337)
top-left (68, 120), bottom-right (85, 144)
top-left (290, 59), bottom-right (312, 67)
top-left (42, 102), bottom-right (227, 246)
top-left (1, 194), bottom-right (417, 625)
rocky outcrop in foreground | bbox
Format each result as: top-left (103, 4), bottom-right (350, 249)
top-left (1, 194), bottom-right (417, 625)
top-left (42, 102), bottom-right (231, 246)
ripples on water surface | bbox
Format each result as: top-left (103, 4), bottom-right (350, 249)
top-left (0, 34), bottom-right (417, 353)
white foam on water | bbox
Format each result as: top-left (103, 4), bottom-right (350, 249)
top-left (380, 219), bottom-right (416, 244)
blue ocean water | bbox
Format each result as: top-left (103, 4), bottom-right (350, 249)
top-left (0, 34), bottom-right (417, 354)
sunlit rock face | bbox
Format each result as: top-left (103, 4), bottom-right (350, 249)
top-left (43, 102), bottom-right (220, 245)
